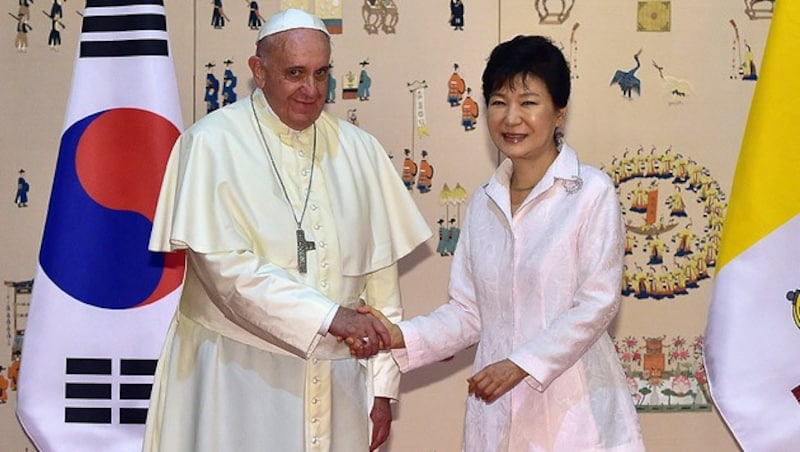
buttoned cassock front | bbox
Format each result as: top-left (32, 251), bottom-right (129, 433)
top-left (393, 144), bottom-right (645, 451)
top-left (143, 90), bottom-right (430, 452)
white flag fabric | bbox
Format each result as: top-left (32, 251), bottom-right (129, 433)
top-left (16, 1), bottom-right (184, 451)
top-left (703, 2), bottom-right (800, 450)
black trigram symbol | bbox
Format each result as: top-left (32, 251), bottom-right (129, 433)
top-left (64, 357), bottom-right (157, 424)
top-left (79, 0), bottom-right (170, 58)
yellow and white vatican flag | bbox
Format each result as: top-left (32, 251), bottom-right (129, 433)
top-left (16, 1), bottom-right (184, 451)
top-left (704, 2), bottom-right (800, 450)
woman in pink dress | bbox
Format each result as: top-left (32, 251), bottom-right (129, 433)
top-left (356, 35), bottom-right (645, 452)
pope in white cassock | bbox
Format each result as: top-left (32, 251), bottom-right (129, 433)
top-left (143, 9), bottom-right (431, 452)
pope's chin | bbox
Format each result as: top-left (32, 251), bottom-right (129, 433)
top-left (290, 104), bottom-right (323, 125)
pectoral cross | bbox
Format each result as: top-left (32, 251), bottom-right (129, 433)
top-left (296, 229), bottom-right (316, 274)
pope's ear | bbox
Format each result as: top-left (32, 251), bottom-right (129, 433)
top-left (248, 56), bottom-right (266, 88)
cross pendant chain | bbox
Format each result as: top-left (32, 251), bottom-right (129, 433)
top-left (296, 228), bottom-right (316, 274)
top-left (251, 95), bottom-right (319, 275)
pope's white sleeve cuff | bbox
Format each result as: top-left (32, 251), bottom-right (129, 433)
top-left (319, 304), bottom-right (339, 335)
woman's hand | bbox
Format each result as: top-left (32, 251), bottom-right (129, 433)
top-left (344, 305), bottom-right (405, 354)
top-left (330, 305), bottom-right (389, 359)
top-left (467, 359), bottom-right (528, 404)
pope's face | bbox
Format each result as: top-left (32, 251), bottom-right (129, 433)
top-left (249, 28), bottom-right (331, 130)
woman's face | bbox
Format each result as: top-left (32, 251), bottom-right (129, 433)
top-left (487, 75), bottom-right (566, 162)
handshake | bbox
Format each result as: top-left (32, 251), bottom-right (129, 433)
top-left (329, 305), bottom-right (405, 359)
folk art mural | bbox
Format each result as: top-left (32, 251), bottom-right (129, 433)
top-left (1, 1), bottom-right (775, 450)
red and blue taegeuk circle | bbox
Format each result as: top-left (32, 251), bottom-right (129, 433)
top-left (40, 108), bottom-right (184, 309)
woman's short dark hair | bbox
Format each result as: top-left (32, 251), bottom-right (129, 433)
top-left (481, 35), bottom-right (571, 108)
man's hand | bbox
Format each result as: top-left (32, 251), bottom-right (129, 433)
top-left (467, 359), bottom-right (527, 404)
top-left (328, 306), bottom-right (390, 358)
top-left (369, 397), bottom-right (392, 451)
top-left (357, 306), bottom-right (405, 349)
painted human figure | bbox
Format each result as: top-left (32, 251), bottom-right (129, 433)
top-left (624, 229), bottom-right (636, 255)
top-left (326, 66), bottom-right (337, 103)
top-left (446, 217), bottom-right (461, 254)
top-left (448, 63), bottom-right (466, 106)
top-left (222, 60), bottom-right (238, 106)
top-left (204, 63), bottom-right (220, 113)
top-left (8, 352), bottom-right (21, 391)
top-left (674, 228), bottom-right (694, 257)
top-left (417, 150), bottom-right (434, 193)
top-left (15, 169), bottom-right (29, 207)
top-left (740, 42), bottom-right (758, 80)
top-left (436, 219), bottom-right (450, 256)
top-left (402, 148), bottom-right (417, 190)
top-left (211, 0), bottom-right (227, 29)
top-left (621, 266), bottom-right (635, 296)
top-left (347, 108), bottom-right (359, 126)
top-left (667, 186), bottom-right (687, 217)
top-left (358, 60), bottom-right (372, 100)
top-left (0, 367), bottom-right (7, 403)
top-left (450, 0), bottom-right (464, 30)
top-left (50, 0), bottom-right (64, 19)
top-left (461, 87), bottom-right (479, 131)
top-left (247, 1), bottom-right (264, 30)
top-left (45, 10), bottom-right (66, 49)
top-left (19, 0), bottom-right (33, 17)
top-left (13, 12), bottom-right (32, 52)
top-left (648, 237), bottom-right (665, 265)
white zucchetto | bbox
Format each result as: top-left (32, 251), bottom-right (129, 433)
top-left (257, 8), bottom-right (330, 42)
